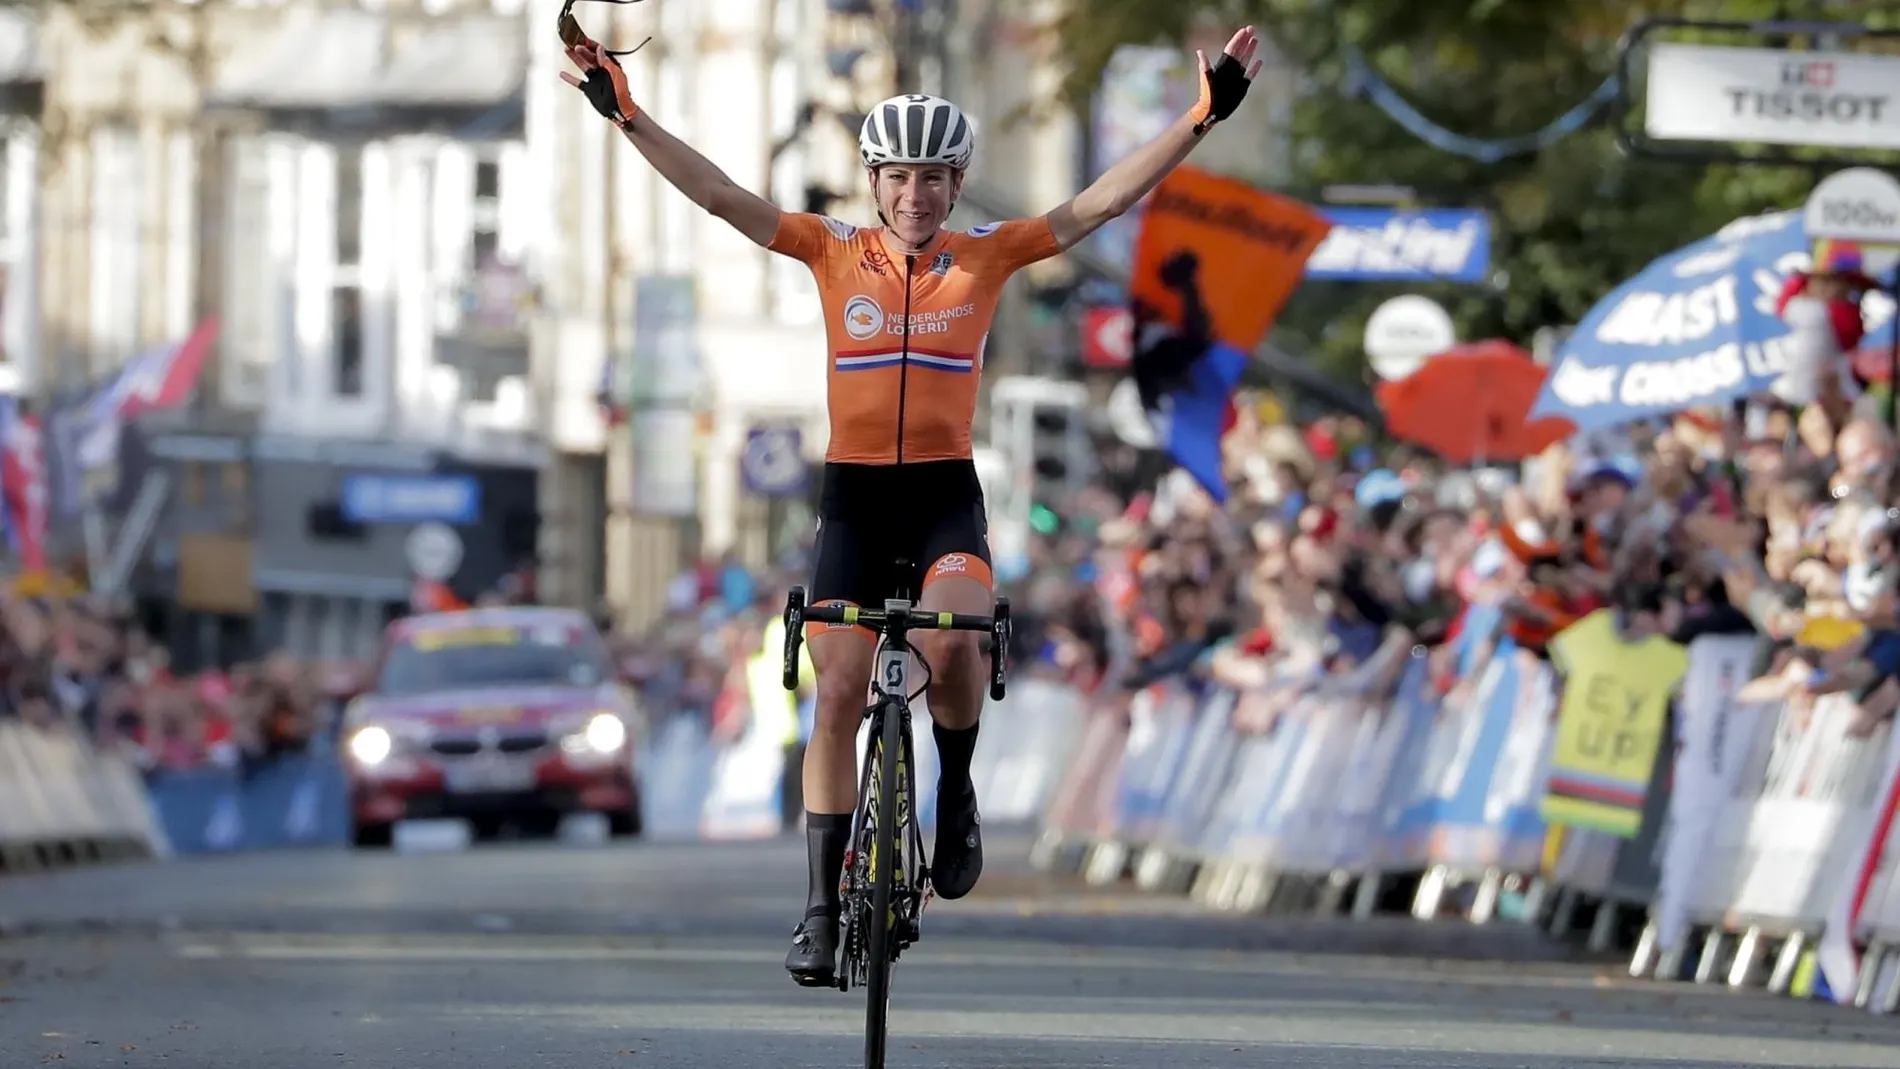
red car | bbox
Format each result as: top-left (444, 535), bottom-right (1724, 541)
top-left (342, 607), bottom-right (644, 847)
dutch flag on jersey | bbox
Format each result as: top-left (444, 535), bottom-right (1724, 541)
top-left (836, 348), bottom-right (974, 374)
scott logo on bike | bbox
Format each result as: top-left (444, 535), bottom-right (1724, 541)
top-left (883, 658), bottom-right (904, 690)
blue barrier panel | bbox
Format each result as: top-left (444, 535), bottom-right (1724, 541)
top-left (1484, 653), bottom-right (1556, 873)
top-left (1227, 705), bottom-right (1314, 864)
top-left (145, 751), bottom-right (350, 854)
top-left (1195, 731), bottom-right (1277, 858)
top-left (1409, 638), bottom-right (1551, 872)
top-left (1156, 688), bottom-right (1243, 854)
top-left (1373, 658), bottom-right (1445, 870)
top-left (637, 716), bottom-right (721, 841)
top-left (1423, 645), bottom-right (1522, 868)
top-left (1116, 686), bottom-right (1200, 845)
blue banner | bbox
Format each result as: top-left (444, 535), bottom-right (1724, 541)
top-left (1305, 208), bottom-right (1492, 284)
top-left (1531, 210), bottom-right (1899, 432)
top-left (145, 752), bottom-right (350, 854)
top-left (740, 427), bottom-right (809, 498)
top-left (341, 473), bottom-right (481, 525)
top-left (1149, 341), bottom-right (1247, 504)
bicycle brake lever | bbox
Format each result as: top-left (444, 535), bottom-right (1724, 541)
top-left (988, 597), bottom-right (1010, 701)
top-left (782, 586), bottom-right (807, 691)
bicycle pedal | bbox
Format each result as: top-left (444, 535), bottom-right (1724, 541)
top-left (791, 969), bottom-right (838, 990)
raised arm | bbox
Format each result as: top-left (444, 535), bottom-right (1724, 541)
top-left (562, 42), bottom-right (782, 248)
top-left (1045, 27), bottom-right (1265, 252)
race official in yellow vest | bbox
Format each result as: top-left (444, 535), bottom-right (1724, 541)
top-left (749, 613), bottom-right (816, 830)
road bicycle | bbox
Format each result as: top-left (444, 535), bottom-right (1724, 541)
top-left (781, 582), bottom-right (1009, 1069)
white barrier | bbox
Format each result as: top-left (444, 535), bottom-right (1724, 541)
top-left (633, 678), bottom-right (1082, 843)
top-left (1017, 611), bottom-right (1900, 1017)
top-left (0, 720), bottom-right (170, 873)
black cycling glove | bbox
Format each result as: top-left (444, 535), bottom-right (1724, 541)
top-left (1191, 53), bottom-right (1253, 135)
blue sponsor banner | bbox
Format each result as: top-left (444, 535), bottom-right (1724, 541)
top-left (1380, 605), bottom-right (1503, 864)
top-left (1114, 687), bottom-right (1199, 842)
top-left (1156, 689), bottom-right (1243, 850)
top-left (1529, 210), bottom-right (1898, 433)
top-left (1306, 208), bottom-right (1492, 284)
top-left (341, 473), bottom-right (481, 525)
top-left (1228, 710), bottom-right (1313, 861)
top-left (145, 752), bottom-right (350, 854)
top-left (1372, 658), bottom-right (1447, 868)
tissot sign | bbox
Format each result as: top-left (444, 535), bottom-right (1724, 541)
top-left (1646, 43), bottom-right (1900, 152)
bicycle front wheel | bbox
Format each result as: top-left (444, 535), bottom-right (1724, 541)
top-left (862, 698), bottom-right (904, 1068)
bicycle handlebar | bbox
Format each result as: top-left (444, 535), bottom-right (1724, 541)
top-left (781, 586), bottom-right (1010, 702)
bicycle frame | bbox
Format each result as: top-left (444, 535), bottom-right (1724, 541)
top-left (782, 588), bottom-right (1008, 1069)
top-left (847, 602), bottom-right (933, 957)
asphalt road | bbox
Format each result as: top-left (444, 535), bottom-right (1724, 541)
top-left (3, 832), bottom-right (1899, 1069)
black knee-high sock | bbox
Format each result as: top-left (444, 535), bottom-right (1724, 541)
top-left (933, 720), bottom-right (979, 796)
top-left (804, 812), bottom-right (852, 919)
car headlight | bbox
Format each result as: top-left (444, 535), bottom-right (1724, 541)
top-left (563, 712), bottom-right (626, 755)
top-left (349, 726), bottom-right (394, 765)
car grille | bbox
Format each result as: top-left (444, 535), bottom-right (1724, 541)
top-left (496, 732), bottom-right (548, 754)
top-left (428, 730), bottom-right (551, 757)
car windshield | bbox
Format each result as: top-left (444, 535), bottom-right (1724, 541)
top-left (376, 622), bottom-right (610, 697)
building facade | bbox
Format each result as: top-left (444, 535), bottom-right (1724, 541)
top-left (34, 0), bottom-right (551, 667)
top-left (0, 7), bottom-right (41, 399)
top-left (15, 0), bottom-right (1299, 659)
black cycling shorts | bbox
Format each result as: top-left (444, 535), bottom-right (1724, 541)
top-left (809, 460), bottom-right (993, 619)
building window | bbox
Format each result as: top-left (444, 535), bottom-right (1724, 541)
top-left (335, 145), bottom-right (363, 270)
top-left (181, 461), bottom-right (206, 507)
top-left (221, 460), bottom-right (247, 499)
top-left (332, 285), bottom-right (363, 397)
top-left (474, 158), bottom-right (500, 200)
top-left (0, 137), bottom-right (12, 251)
top-left (89, 127), bottom-right (143, 366)
top-left (472, 157), bottom-right (501, 269)
top-left (332, 145), bottom-right (367, 401)
top-left (472, 228), bottom-right (499, 271)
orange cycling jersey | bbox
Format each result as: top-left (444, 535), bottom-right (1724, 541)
top-left (769, 213), bottom-right (1063, 465)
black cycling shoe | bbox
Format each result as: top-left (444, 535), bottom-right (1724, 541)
top-left (930, 784), bottom-right (983, 900)
top-left (785, 912), bottom-right (839, 987)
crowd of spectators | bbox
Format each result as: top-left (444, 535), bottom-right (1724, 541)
top-left (0, 582), bottom-right (332, 776)
top-left (988, 386), bottom-right (1900, 748)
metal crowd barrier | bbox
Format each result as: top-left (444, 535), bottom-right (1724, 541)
top-left (0, 721), bottom-right (170, 874)
top-left (638, 677), bottom-right (1087, 841)
top-left (1022, 608), bottom-right (1900, 1017)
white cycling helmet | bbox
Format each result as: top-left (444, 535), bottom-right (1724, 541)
top-left (858, 94), bottom-right (976, 171)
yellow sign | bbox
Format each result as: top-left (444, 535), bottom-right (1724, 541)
top-left (1540, 610), bottom-right (1688, 837)
top-left (411, 626), bottom-right (519, 651)
top-left (1797, 615), bottom-right (1865, 652)
top-left (8, 571), bottom-right (84, 599)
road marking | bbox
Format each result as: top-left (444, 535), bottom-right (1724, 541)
top-left (161, 934), bottom-right (1749, 993)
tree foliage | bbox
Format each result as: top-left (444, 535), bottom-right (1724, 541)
top-left (1046, 0), bottom-right (1898, 383)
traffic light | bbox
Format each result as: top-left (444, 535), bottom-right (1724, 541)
top-left (988, 376), bottom-right (1091, 537)
top-left (1027, 402), bottom-right (1088, 516)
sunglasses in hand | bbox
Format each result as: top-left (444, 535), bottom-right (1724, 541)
top-left (558, 0), bottom-right (652, 57)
